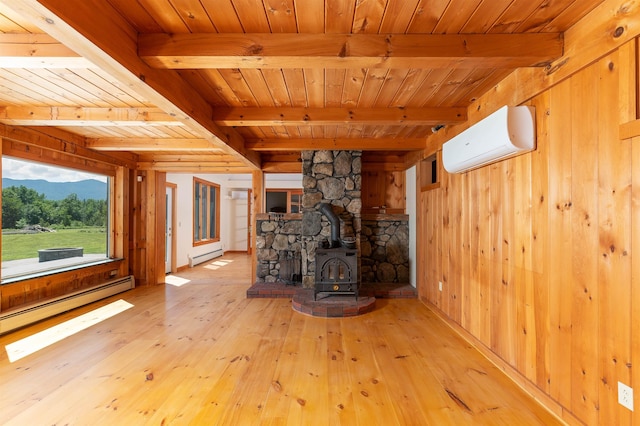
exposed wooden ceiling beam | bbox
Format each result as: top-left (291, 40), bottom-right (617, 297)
top-left (262, 161), bottom-right (303, 173)
top-left (1, 105), bottom-right (465, 127)
top-left (137, 161), bottom-right (252, 173)
top-left (86, 137), bottom-right (218, 152)
top-left (6, 0), bottom-right (260, 169)
top-left (246, 138), bottom-right (425, 151)
top-left (261, 152), bottom-right (302, 173)
top-left (0, 33), bottom-right (93, 68)
top-left (137, 153), bottom-right (243, 163)
top-left (0, 106), bottom-right (180, 126)
top-left (213, 107), bottom-right (466, 126)
top-left (139, 33), bottom-right (563, 70)
top-left (261, 153), bottom-right (302, 162)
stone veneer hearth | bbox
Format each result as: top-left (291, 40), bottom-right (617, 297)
top-left (255, 149), bottom-right (410, 288)
top-left (255, 150), bottom-right (362, 286)
top-left (301, 150), bottom-right (361, 288)
top-left (361, 215), bottom-right (410, 283)
top-left (255, 213), bottom-right (302, 283)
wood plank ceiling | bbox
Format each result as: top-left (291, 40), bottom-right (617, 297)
top-left (0, 0), bottom-right (604, 174)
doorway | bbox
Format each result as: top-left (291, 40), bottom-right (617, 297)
top-left (228, 189), bottom-right (250, 253)
top-left (165, 183), bottom-right (177, 274)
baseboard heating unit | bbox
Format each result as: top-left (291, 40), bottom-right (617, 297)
top-left (0, 275), bottom-right (135, 335)
top-left (189, 249), bottom-right (224, 267)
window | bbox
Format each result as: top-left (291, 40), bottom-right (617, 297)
top-left (266, 189), bottom-right (302, 213)
top-left (193, 178), bottom-right (220, 245)
top-left (1, 157), bottom-right (110, 282)
top-left (420, 152), bottom-right (440, 191)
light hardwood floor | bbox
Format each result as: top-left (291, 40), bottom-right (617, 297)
top-left (0, 253), bottom-right (562, 425)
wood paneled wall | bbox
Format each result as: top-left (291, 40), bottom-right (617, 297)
top-left (361, 170), bottom-right (405, 214)
top-left (129, 169), bottom-right (166, 286)
top-left (417, 41), bottom-right (638, 425)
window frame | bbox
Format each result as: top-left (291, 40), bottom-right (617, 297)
top-left (265, 188), bottom-right (303, 214)
top-left (1, 155), bottom-right (117, 284)
top-left (193, 177), bottom-right (220, 246)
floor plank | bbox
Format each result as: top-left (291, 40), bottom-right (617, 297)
top-left (0, 253), bottom-right (563, 425)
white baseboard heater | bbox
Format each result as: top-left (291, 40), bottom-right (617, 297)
top-left (189, 249), bottom-right (224, 267)
top-left (0, 275), bottom-right (135, 335)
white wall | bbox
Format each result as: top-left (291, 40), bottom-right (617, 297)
top-left (265, 173), bottom-right (303, 188)
top-left (166, 173), bottom-right (302, 268)
top-left (406, 165), bottom-right (417, 288)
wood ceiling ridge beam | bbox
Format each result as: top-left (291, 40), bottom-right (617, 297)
top-left (245, 137), bottom-right (426, 151)
top-left (6, 0), bottom-right (260, 170)
top-left (0, 33), bottom-right (93, 68)
top-left (139, 33), bottom-right (564, 70)
top-left (213, 107), bottom-right (466, 126)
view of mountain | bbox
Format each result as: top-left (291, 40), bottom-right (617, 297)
top-left (2, 178), bottom-right (107, 201)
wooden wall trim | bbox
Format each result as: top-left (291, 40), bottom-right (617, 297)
top-left (1, 260), bottom-right (125, 313)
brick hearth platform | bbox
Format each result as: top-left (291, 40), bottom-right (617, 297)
top-left (246, 282), bottom-right (417, 299)
top-left (291, 289), bottom-right (376, 317)
top-left (245, 282), bottom-right (299, 298)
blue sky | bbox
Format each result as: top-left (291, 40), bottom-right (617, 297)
top-left (3, 157), bottom-right (108, 183)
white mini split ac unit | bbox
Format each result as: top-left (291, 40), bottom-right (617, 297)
top-left (442, 105), bottom-right (536, 173)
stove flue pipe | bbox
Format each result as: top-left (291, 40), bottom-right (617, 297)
top-left (319, 203), bottom-right (341, 248)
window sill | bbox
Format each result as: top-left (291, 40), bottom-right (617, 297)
top-left (193, 239), bottom-right (220, 247)
top-left (1, 257), bottom-right (123, 285)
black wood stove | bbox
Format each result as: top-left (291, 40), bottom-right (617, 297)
top-left (314, 247), bottom-right (358, 300)
top-left (314, 203), bottom-right (359, 300)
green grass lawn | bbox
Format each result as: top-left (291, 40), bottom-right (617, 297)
top-left (1, 228), bottom-right (107, 261)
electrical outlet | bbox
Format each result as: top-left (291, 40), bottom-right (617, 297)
top-left (438, 281), bottom-right (443, 291)
top-left (618, 381), bottom-right (634, 411)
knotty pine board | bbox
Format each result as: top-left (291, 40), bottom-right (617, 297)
top-left (416, 42), bottom-right (639, 425)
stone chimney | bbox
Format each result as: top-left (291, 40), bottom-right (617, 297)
top-left (301, 150), bottom-right (361, 288)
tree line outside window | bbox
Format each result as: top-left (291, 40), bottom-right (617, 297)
top-left (2, 186), bottom-right (107, 229)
